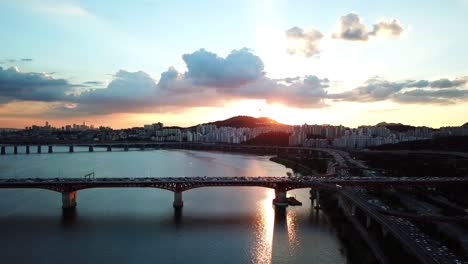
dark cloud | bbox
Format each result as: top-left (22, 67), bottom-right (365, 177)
top-left (329, 77), bottom-right (407, 101)
top-left (332, 13), bottom-right (369, 41)
top-left (0, 66), bottom-right (73, 103)
top-left (329, 76), bottom-right (468, 104)
top-left (157, 67), bottom-right (180, 89)
top-left (286, 27), bottom-right (324, 57)
top-left (77, 70), bottom-right (157, 103)
top-left (429, 78), bottom-right (466, 88)
top-left (332, 13), bottom-right (404, 41)
top-left (82, 81), bottom-right (105, 86)
top-left (182, 48), bottom-right (264, 87)
top-left (393, 89), bottom-right (468, 104)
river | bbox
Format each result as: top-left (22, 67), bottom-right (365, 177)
top-left (0, 147), bottom-right (346, 264)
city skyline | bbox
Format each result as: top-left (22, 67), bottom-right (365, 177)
top-left (5, 114), bottom-right (468, 131)
top-left (1, 0), bottom-right (468, 128)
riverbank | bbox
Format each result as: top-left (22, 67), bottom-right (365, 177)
top-left (269, 155), bottom-right (330, 175)
top-left (269, 156), bottom-right (315, 175)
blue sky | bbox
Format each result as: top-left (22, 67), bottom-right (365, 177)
top-left (0, 0), bottom-right (467, 128)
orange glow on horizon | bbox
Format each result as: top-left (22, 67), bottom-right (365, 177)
top-left (1, 99), bottom-right (467, 129)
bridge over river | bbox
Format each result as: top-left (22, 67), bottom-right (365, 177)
top-left (0, 176), bottom-right (466, 209)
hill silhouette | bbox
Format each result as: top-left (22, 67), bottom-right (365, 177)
top-left (201, 115), bottom-right (283, 128)
top-left (376, 122), bottom-right (417, 132)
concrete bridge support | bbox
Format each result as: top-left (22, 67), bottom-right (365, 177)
top-left (14, 146), bottom-right (18, 155)
top-left (37, 145), bottom-right (41, 153)
top-left (124, 146), bottom-right (129, 151)
top-left (48, 146), bottom-right (53, 153)
top-left (273, 189), bottom-right (288, 207)
top-left (381, 226), bottom-right (388, 238)
top-left (26, 146), bottom-right (30, 154)
top-left (107, 146), bottom-right (112, 152)
top-left (1, 146), bottom-right (5, 155)
top-left (89, 146), bottom-right (94, 152)
top-left (311, 189), bottom-right (321, 209)
top-left (173, 191), bottom-right (183, 208)
top-left (140, 145), bottom-right (145, 151)
top-left (62, 191), bottom-right (77, 209)
top-left (351, 205), bottom-right (356, 216)
top-left (69, 146), bottom-right (74, 152)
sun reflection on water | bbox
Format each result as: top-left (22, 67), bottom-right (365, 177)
top-left (286, 208), bottom-right (299, 251)
top-left (251, 189), bottom-right (275, 264)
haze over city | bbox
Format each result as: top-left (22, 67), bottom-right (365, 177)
top-left (1, 0), bottom-right (468, 128)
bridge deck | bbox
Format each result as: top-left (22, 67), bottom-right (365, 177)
top-left (0, 176), bottom-right (466, 192)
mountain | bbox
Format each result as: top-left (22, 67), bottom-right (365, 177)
top-left (201, 116), bottom-right (284, 128)
top-left (462, 122), bottom-right (468, 128)
top-left (376, 122), bottom-right (417, 132)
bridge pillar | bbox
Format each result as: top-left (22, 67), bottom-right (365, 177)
top-left (381, 226), bottom-right (388, 238)
top-left (14, 146), bottom-right (18, 154)
top-left (107, 146), bottom-right (112, 152)
top-left (69, 145), bottom-right (74, 152)
top-left (351, 205), bottom-right (356, 216)
top-left (273, 189), bottom-right (288, 207)
top-left (366, 215), bottom-right (371, 229)
top-left (173, 191), bottom-right (183, 208)
top-left (309, 188), bottom-right (315, 200)
top-left (62, 191), bottom-right (77, 209)
top-left (140, 145), bottom-right (145, 151)
top-left (48, 145), bottom-right (53, 153)
top-left (89, 146), bottom-right (94, 152)
top-left (1, 146), bottom-right (5, 155)
top-left (26, 145), bottom-right (30, 154)
top-left (313, 189), bottom-right (321, 209)
top-left (37, 145), bottom-right (42, 153)
top-left (124, 146), bottom-right (129, 151)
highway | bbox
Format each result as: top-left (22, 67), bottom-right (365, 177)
top-left (329, 150), bottom-right (467, 264)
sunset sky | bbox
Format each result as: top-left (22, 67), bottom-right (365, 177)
top-left (1, 0), bottom-right (467, 128)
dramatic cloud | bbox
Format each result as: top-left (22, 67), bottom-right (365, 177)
top-left (60, 48), bottom-right (330, 114)
top-left (393, 89), bottom-right (468, 104)
top-left (427, 78), bottom-right (466, 88)
top-left (332, 13), bottom-right (369, 41)
top-left (286, 27), bottom-right (324, 57)
top-left (332, 13), bottom-right (404, 41)
top-left (157, 67), bottom-right (179, 89)
top-left (3, 47), bottom-right (466, 118)
top-left (76, 70), bottom-right (157, 103)
top-left (182, 48), bottom-right (264, 87)
top-left (0, 66), bottom-right (73, 103)
top-left (329, 76), bottom-right (468, 104)
top-left (369, 20), bottom-right (404, 36)
top-left (218, 75), bottom-right (329, 108)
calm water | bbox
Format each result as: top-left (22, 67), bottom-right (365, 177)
top-left (0, 147), bottom-right (346, 264)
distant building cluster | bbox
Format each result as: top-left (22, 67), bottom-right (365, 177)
top-left (144, 123), bottom-right (291, 144)
top-left (1, 119), bottom-right (467, 147)
top-left (438, 126), bottom-right (468, 137)
top-left (331, 126), bottom-right (433, 149)
top-left (289, 124), bottom-right (347, 147)
top-left (25, 121), bottom-right (95, 132)
top-left (288, 123), bottom-right (467, 149)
